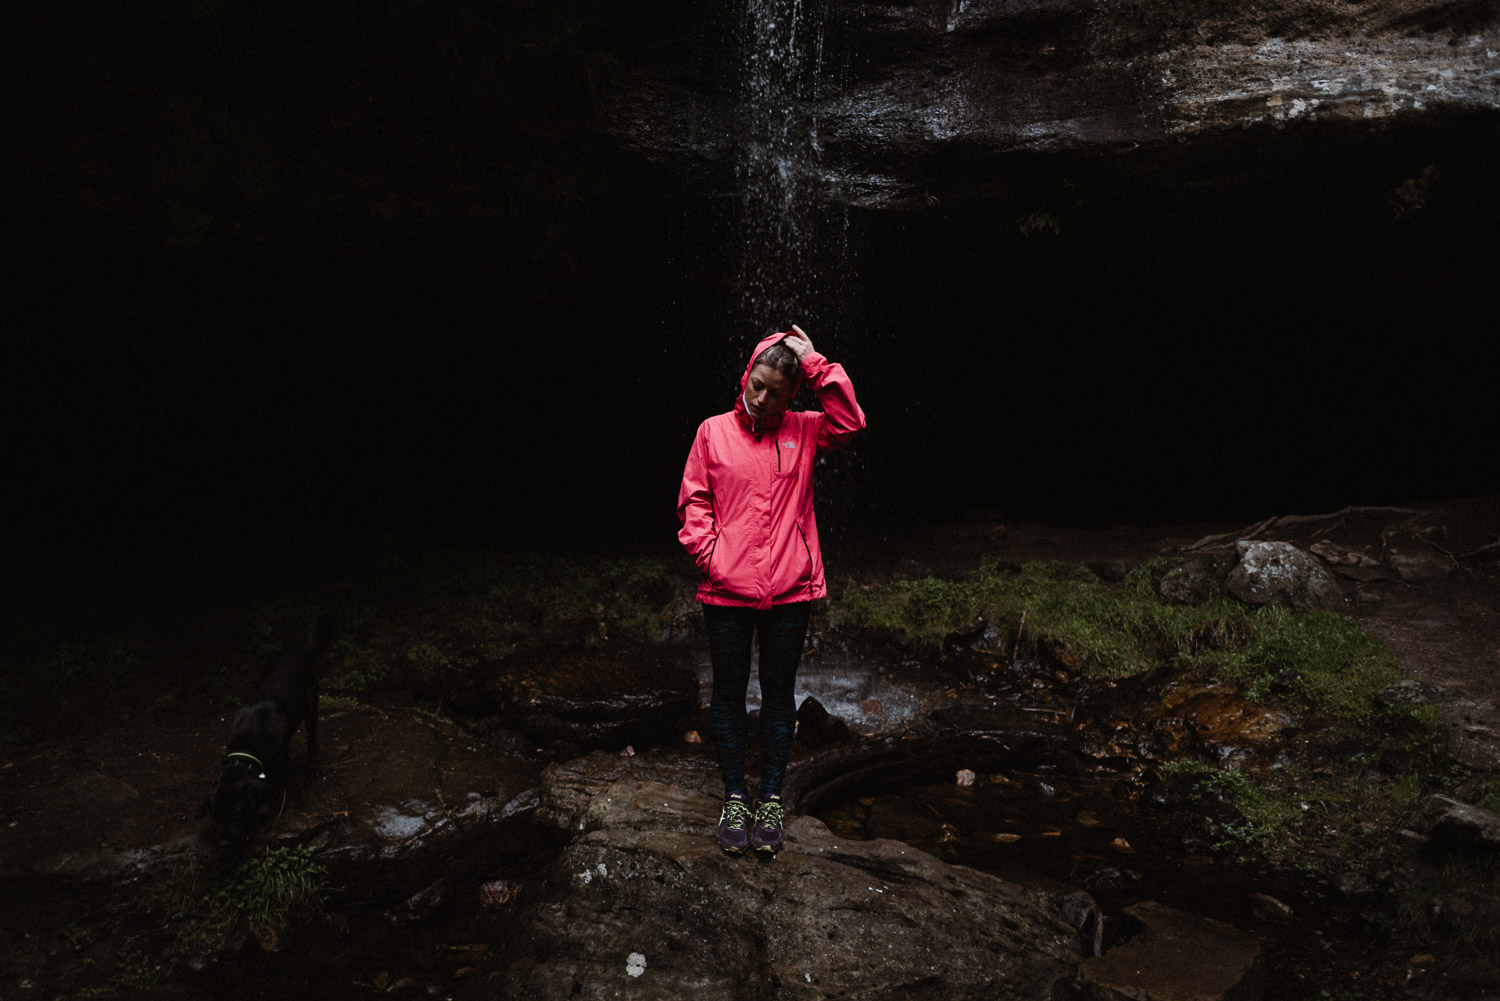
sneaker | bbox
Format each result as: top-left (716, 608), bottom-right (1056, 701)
top-left (716, 791), bottom-right (754, 854)
top-left (750, 792), bottom-right (785, 855)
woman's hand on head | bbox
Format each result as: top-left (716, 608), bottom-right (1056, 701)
top-left (785, 325), bottom-right (814, 359)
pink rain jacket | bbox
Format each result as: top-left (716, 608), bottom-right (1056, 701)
top-left (677, 332), bottom-right (866, 609)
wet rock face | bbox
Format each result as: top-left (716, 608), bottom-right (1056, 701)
top-left (1225, 540), bottom-right (1343, 611)
top-left (478, 779), bottom-right (1085, 1001)
top-left (602, 0), bottom-right (1499, 209)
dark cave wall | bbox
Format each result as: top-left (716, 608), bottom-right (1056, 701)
top-left (9, 0), bottom-right (1499, 579)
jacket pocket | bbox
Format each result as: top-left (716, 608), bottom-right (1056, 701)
top-left (707, 530), bottom-right (750, 599)
top-left (796, 527), bottom-right (816, 590)
top-left (773, 434), bottom-right (802, 478)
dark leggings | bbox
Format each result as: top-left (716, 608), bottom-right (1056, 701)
top-left (702, 601), bottom-right (811, 798)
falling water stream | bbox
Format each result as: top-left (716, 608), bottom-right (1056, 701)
top-left (733, 0), bottom-right (848, 338)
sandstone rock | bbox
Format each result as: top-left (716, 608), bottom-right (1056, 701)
top-left (603, 0), bottom-right (1500, 211)
top-left (1224, 541), bottom-right (1343, 611)
top-left (535, 749), bottom-right (723, 835)
top-left (480, 779), bottom-right (1085, 1001)
top-left (1078, 900), bottom-right (1265, 1001)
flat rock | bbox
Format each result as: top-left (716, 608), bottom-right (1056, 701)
top-left (476, 779), bottom-right (1086, 1001)
top-left (1079, 900), bottom-right (1265, 1001)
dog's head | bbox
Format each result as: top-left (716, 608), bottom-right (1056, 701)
top-left (198, 758), bottom-right (278, 849)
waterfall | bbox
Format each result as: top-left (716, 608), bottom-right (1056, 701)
top-left (733, 0), bottom-right (846, 337)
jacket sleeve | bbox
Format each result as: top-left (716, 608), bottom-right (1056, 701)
top-left (801, 350), bottom-right (866, 453)
top-left (676, 424), bottom-right (717, 572)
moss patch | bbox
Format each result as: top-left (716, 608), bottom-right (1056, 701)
top-left (830, 558), bottom-right (1400, 722)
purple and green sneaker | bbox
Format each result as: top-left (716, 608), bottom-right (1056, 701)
top-left (750, 792), bottom-right (785, 855)
top-left (716, 791), bottom-right (754, 855)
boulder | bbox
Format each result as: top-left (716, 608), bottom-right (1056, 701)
top-left (475, 779), bottom-right (1085, 1001)
top-left (1224, 541), bottom-right (1343, 611)
top-left (1413, 794), bottom-right (1500, 849)
top-left (1078, 900), bottom-right (1265, 1001)
top-left (1156, 558), bottom-right (1221, 606)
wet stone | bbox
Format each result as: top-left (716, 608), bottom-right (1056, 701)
top-left (483, 779), bottom-right (1086, 1001)
top-left (1078, 900), bottom-right (1265, 1001)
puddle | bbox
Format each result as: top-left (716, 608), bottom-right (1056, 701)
top-left (816, 768), bottom-right (1277, 919)
top-left (693, 650), bottom-right (948, 732)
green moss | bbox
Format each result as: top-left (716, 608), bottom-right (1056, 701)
top-left (830, 558), bottom-right (1402, 723)
top-left (1157, 760), bottom-right (1428, 867)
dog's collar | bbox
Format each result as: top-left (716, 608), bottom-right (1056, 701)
top-left (226, 751), bottom-right (268, 780)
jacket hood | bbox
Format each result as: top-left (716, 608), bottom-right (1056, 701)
top-left (735, 331), bottom-right (805, 430)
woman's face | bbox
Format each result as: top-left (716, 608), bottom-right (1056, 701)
top-left (744, 363), bottom-right (792, 423)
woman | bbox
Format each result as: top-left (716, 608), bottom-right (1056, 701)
top-left (676, 325), bottom-right (865, 855)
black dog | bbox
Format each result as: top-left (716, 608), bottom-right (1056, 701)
top-left (199, 617), bottom-right (331, 850)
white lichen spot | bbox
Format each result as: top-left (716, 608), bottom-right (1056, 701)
top-left (626, 952), bottom-right (647, 978)
top-left (579, 870), bottom-right (593, 885)
top-left (596, 863), bottom-right (608, 878)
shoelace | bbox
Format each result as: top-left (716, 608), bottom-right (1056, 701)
top-left (723, 799), bottom-right (754, 831)
top-left (756, 800), bottom-right (784, 827)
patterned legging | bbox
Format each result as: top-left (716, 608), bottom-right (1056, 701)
top-left (702, 601), bottom-right (811, 798)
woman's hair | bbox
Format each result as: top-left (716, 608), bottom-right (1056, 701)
top-left (753, 341), bottom-right (800, 381)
